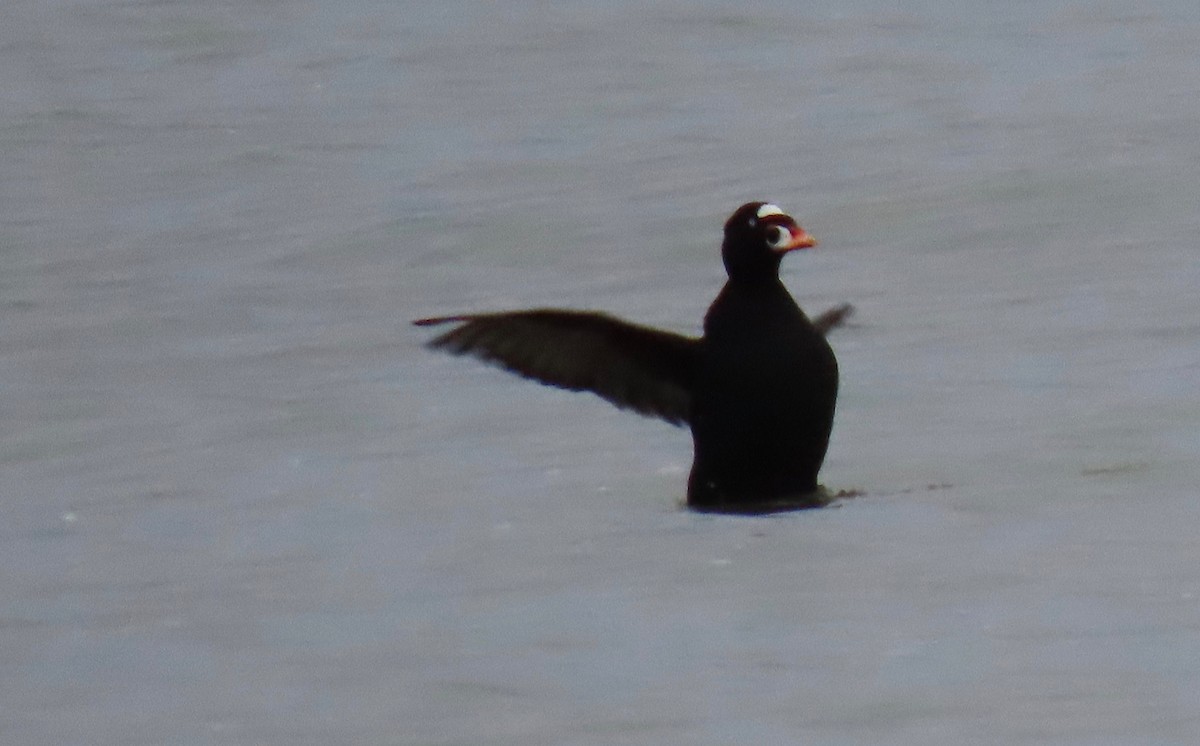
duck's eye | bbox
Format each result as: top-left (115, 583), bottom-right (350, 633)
top-left (766, 225), bottom-right (791, 249)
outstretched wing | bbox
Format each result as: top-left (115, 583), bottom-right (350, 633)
top-left (414, 309), bottom-right (700, 426)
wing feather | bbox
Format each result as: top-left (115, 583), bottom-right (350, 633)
top-left (811, 303), bottom-right (854, 335)
top-left (414, 310), bottom-right (700, 426)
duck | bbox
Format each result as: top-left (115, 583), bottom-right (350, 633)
top-left (415, 202), bottom-right (850, 513)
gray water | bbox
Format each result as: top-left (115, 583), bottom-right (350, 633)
top-left (5, 2), bottom-right (1200, 744)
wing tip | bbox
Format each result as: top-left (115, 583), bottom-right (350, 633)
top-left (812, 303), bottom-right (855, 335)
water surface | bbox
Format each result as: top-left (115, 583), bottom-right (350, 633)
top-left (5, 2), bottom-right (1200, 743)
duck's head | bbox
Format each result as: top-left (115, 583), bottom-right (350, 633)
top-left (721, 202), bottom-right (816, 281)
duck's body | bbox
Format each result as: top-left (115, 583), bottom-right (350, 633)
top-left (687, 277), bottom-right (838, 511)
top-left (415, 202), bottom-right (848, 513)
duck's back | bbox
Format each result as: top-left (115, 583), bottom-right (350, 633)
top-left (687, 281), bottom-right (838, 510)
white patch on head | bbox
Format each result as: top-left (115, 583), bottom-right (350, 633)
top-left (756, 203), bottom-right (786, 219)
